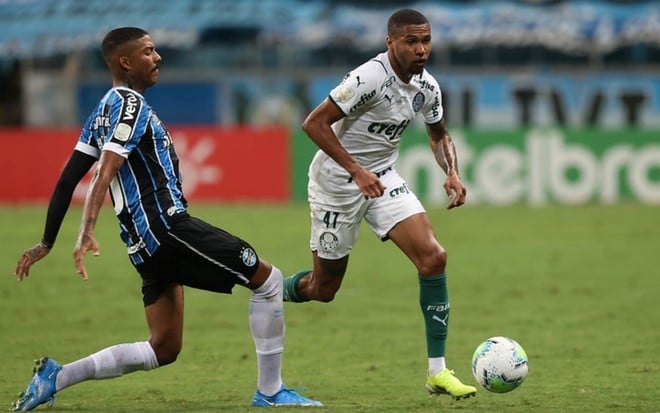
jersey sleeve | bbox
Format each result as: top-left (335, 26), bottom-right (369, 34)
top-left (75, 114), bottom-right (101, 159)
top-left (328, 62), bottom-right (381, 116)
top-left (104, 89), bottom-right (150, 158)
top-left (422, 75), bottom-right (444, 124)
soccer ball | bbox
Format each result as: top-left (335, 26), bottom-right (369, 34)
top-left (471, 336), bottom-right (528, 393)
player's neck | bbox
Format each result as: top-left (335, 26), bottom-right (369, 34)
top-left (387, 51), bottom-right (412, 84)
top-left (113, 75), bottom-right (146, 95)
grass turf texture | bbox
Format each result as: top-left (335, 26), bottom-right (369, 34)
top-left (1, 203), bottom-right (658, 412)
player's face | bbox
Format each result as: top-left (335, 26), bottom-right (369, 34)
top-left (387, 23), bottom-right (432, 82)
top-left (124, 35), bottom-right (162, 91)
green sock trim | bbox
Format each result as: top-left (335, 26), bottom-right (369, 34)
top-left (418, 273), bottom-right (447, 283)
top-left (283, 270), bottom-right (311, 302)
top-left (419, 273), bottom-right (449, 358)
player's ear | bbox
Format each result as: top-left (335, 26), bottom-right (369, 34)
top-left (119, 56), bottom-right (130, 72)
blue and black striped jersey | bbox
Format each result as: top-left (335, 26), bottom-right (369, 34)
top-left (77, 86), bottom-right (187, 264)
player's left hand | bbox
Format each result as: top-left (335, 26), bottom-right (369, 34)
top-left (73, 232), bottom-right (99, 281)
top-left (444, 173), bottom-right (467, 210)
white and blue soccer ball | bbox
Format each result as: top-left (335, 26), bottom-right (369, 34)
top-left (471, 336), bottom-right (528, 393)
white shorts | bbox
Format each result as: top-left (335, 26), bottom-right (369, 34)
top-left (308, 168), bottom-right (426, 260)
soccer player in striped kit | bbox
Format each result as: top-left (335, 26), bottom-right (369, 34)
top-left (12, 27), bottom-right (321, 410)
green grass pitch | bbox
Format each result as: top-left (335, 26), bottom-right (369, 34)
top-left (1, 203), bottom-right (658, 412)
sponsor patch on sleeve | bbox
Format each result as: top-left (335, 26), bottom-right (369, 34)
top-left (113, 123), bottom-right (132, 142)
top-left (330, 83), bottom-right (355, 103)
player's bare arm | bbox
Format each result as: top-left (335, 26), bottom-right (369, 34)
top-left (426, 119), bottom-right (467, 209)
top-left (302, 98), bottom-right (386, 199)
top-left (74, 151), bottom-right (124, 279)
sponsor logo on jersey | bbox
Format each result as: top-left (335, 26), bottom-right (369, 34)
top-left (367, 119), bottom-right (410, 139)
top-left (113, 122), bottom-right (132, 142)
top-left (389, 182), bottom-right (411, 198)
top-left (412, 92), bottom-right (425, 112)
top-left (430, 94), bottom-right (440, 118)
top-left (241, 247), bottom-right (257, 267)
top-left (122, 93), bottom-right (139, 121)
top-left (92, 115), bottom-right (110, 130)
top-left (349, 89), bottom-right (376, 112)
top-left (319, 231), bottom-right (339, 253)
top-left (416, 79), bottom-right (435, 92)
top-left (331, 83), bottom-right (355, 103)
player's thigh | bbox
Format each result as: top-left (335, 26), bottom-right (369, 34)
top-left (388, 212), bottom-right (442, 258)
top-left (166, 215), bottom-right (260, 291)
top-left (365, 170), bottom-right (426, 241)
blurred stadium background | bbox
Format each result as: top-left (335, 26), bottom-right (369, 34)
top-left (0, 0), bottom-right (659, 206)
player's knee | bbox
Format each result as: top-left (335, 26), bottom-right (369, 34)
top-left (150, 338), bottom-right (182, 366)
top-left (156, 348), bottom-right (181, 366)
top-left (417, 246), bottom-right (447, 275)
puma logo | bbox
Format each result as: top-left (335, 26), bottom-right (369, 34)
top-left (432, 314), bottom-right (449, 326)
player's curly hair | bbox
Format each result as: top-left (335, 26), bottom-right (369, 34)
top-left (387, 9), bottom-right (429, 36)
top-left (101, 27), bottom-right (149, 65)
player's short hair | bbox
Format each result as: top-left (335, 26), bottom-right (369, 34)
top-left (387, 9), bottom-right (429, 36)
top-left (102, 27), bottom-right (149, 64)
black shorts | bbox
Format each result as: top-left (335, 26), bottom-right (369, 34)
top-left (133, 213), bottom-right (260, 306)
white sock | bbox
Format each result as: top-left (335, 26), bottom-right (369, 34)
top-left (55, 341), bottom-right (159, 391)
top-left (249, 266), bottom-right (285, 396)
top-left (428, 357), bottom-right (446, 377)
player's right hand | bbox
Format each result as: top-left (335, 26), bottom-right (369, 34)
top-left (352, 169), bottom-right (386, 199)
top-left (15, 242), bottom-right (51, 281)
top-left (73, 232), bottom-right (99, 281)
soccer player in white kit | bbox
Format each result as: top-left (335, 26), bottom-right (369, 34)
top-left (283, 9), bottom-right (476, 400)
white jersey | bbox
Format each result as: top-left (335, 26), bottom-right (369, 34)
top-left (309, 51), bottom-right (443, 181)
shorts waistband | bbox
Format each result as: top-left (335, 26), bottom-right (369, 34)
top-left (347, 166), bottom-right (392, 183)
